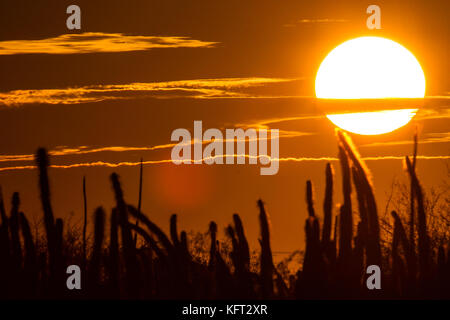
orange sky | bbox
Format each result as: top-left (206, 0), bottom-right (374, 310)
top-left (0, 0), bottom-right (448, 254)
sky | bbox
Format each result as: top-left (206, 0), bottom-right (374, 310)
top-left (0, 0), bottom-right (448, 254)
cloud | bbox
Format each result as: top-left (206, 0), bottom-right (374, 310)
top-left (0, 32), bottom-right (217, 55)
top-left (0, 78), bottom-right (297, 106)
top-left (283, 19), bottom-right (348, 27)
top-left (0, 154), bottom-right (449, 173)
top-left (235, 115), bottom-right (324, 129)
top-left (416, 106), bottom-right (450, 121)
top-left (0, 126), bottom-right (312, 165)
top-left (297, 19), bottom-right (349, 23)
top-left (362, 132), bottom-right (450, 148)
top-left (0, 146), bottom-right (175, 164)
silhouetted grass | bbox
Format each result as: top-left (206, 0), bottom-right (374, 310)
top-left (0, 132), bottom-right (447, 299)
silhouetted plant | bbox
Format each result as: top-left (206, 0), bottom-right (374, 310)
top-left (0, 133), bottom-right (444, 299)
top-left (405, 156), bottom-right (430, 288)
top-left (88, 207), bottom-right (105, 294)
top-left (258, 199), bottom-right (274, 298)
top-left (19, 211), bottom-right (38, 297)
top-left (82, 176), bottom-right (87, 271)
top-left (110, 173), bottom-right (139, 298)
top-left (322, 163), bottom-right (334, 250)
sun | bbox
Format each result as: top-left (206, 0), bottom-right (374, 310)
top-left (315, 36), bottom-right (425, 135)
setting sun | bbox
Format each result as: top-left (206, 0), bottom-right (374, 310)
top-left (326, 108), bottom-right (418, 135)
top-left (316, 36), bottom-right (426, 135)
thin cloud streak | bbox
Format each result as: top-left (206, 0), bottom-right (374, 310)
top-left (0, 145), bottom-right (174, 163)
top-left (0, 129), bottom-right (311, 164)
top-left (0, 155), bottom-right (449, 173)
top-left (416, 107), bottom-right (450, 120)
top-left (297, 19), bottom-right (349, 23)
top-left (0, 32), bottom-right (217, 55)
top-left (362, 132), bottom-right (450, 148)
top-left (236, 114), bottom-right (324, 129)
top-left (283, 18), bottom-right (348, 27)
top-left (0, 78), bottom-right (297, 106)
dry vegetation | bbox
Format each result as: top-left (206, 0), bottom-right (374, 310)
top-left (0, 131), bottom-right (448, 299)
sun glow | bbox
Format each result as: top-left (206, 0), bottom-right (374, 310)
top-left (315, 36), bottom-right (425, 135)
top-left (326, 109), bottom-right (418, 135)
